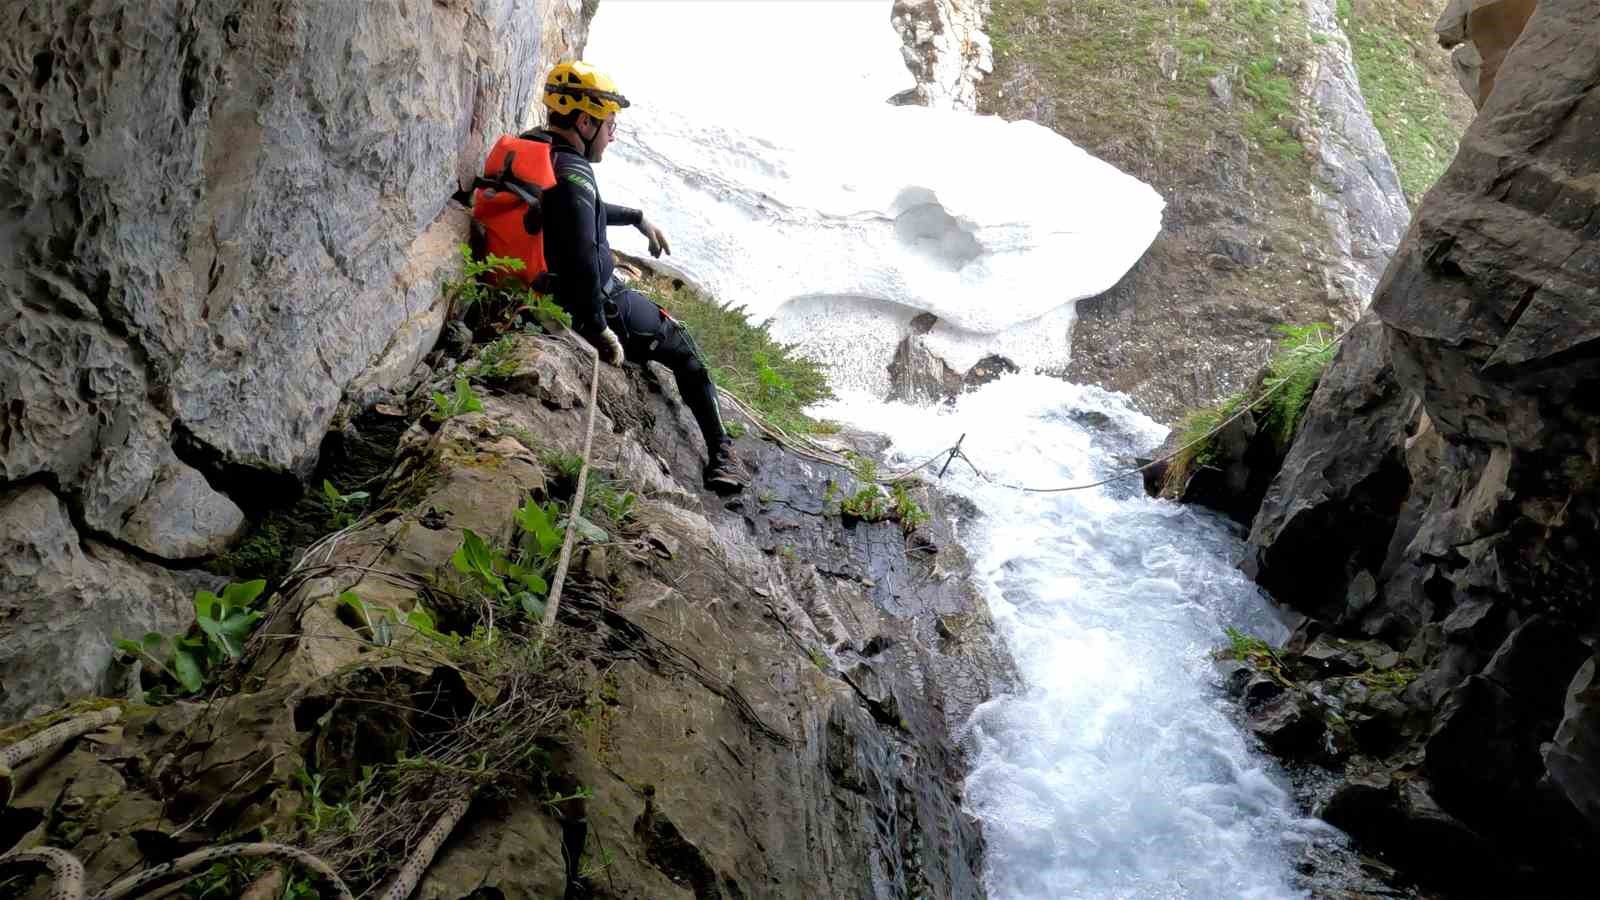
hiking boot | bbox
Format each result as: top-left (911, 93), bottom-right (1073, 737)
top-left (704, 444), bottom-right (748, 494)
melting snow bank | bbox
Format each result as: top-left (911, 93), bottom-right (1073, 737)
top-left (816, 375), bottom-right (1361, 898)
top-left (585, 1), bottom-right (1164, 396)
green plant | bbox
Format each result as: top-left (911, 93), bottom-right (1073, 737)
top-left (431, 378), bottom-right (484, 421)
top-left (453, 528), bottom-right (548, 620)
top-left (806, 646), bottom-right (828, 671)
top-left (840, 485), bottom-right (890, 523)
top-left (1258, 323), bottom-right (1337, 446)
top-left (543, 784), bottom-right (594, 811)
top-left (890, 481), bottom-right (931, 533)
top-left (295, 767), bottom-right (365, 837)
top-left (339, 591), bottom-right (457, 649)
top-left (1164, 322), bottom-right (1338, 491)
top-left (443, 245), bottom-right (526, 312)
top-left (321, 479), bottom-right (370, 528)
top-left (522, 292), bottom-right (572, 330)
top-left (118, 580), bottom-right (267, 694)
top-left (579, 846), bottom-right (617, 881)
top-left (1358, 666), bottom-right (1419, 692)
top-left (1221, 626), bottom-right (1292, 685)
top-left (467, 334), bottom-right (520, 382)
top-left (634, 272), bottom-right (833, 435)
top-left (449, 499), bottom-right (572, 623)
top-left (542, 450), bottom-right (585, 482)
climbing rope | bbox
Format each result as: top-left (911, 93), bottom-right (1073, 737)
top-left (380, 796), bottom-right (471, 900)
top-left (1, 707), bottom-right (121, 808)
top-left (540, 334), bottom-right (603, 643)
top-left (0, 708), bottom-right (355, 900)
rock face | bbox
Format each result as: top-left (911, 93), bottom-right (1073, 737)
top-left (1, 330), bottom-right (1009, 898)
top-left (1239, 1), bottom-right (1600, 889)
top-left (889, 0), bottom-right (994, 112)
top-left (1, 0), bottom-right (586, 535)
top-left (1304, 0), bottom-right (1413, 315)
top-left (1, 0), bottom-right (587, 712)
top-left (0, 485), bottom-right (198, 719)
top-left (1435, 0), bottom-right (1539, 108)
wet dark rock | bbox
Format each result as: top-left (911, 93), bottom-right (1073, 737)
top-left (1545, 655), bottom-right (1600, 831)
top-left (1249, 691), bottom-right (1324, 756)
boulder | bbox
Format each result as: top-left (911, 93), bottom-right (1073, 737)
top-left (1544, 655), bottom-right (1600, 831)
top-left (888, 0), bottom-right (993, 112)
top-left (1434, 0), bottom-right (1539, 108)
top-left (1243, 314), bottom-right (1419, 623)
top-left (0, 485), bottom-right (195, 719)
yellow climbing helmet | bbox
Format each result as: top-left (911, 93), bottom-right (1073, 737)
top-left (543, 61), bottom-right (630, 120)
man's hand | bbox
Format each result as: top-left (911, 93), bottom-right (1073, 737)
top-left (636, 215), bottom-right (672, 258)
top-left (594, 326), bottom-right (625, 366)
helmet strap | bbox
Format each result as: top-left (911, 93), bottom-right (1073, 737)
top-left (579, 115), bottom-right (604, 162)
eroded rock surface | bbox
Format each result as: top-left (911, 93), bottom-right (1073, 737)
top-left (1237, 2), bottom-right (1600, 889)
top-left (0, 0), bottom-right (588, 717)
top-left (0, 0), bottom-right (586, 547)
top-left (1, 330), bottom-right (1009, 898)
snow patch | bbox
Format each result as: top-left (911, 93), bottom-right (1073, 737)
top-left (586, 0), bottom-right (1164, 395)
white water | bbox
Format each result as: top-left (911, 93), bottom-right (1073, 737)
top-left (585, 3), bottom-right (1343, 896)
top-left (818, 380), bottom-right (1338, 898)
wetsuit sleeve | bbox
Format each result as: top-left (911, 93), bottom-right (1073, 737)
top-left (605, 203), bottom-right (644, 227)
top-left (542, 160), bottom-right (608, 335)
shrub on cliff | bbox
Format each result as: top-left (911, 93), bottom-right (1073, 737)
top-left (1165, 323), bottom-right (1337, 491)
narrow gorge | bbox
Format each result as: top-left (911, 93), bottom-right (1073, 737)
top-left (3, 1), bottom-right (1596, 898)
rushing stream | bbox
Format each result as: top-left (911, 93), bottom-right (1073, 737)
top-left (817, 380), bottom-right (1344, 898)
top-left (586, 3), bottom-right (1363, 896)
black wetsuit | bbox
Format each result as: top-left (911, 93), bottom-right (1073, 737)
top-left (537, 131), bottom-right (729, 462)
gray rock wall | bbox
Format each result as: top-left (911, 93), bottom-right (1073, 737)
top-left (1, 0), bottom-right (588, 717)
top-left (1304, 0), bottom-right (1413, 316)
top-left (1242, 0), bottom-right (1600, 886)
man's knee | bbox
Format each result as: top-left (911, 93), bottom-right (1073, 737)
top-left (652, 317), bottom-right (707, 376)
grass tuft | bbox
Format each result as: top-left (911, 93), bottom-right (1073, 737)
top-left (632, 272), bottom-right (834, 436)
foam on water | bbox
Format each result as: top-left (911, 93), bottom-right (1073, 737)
top-left (817, 378), bottom-right (1340, 898)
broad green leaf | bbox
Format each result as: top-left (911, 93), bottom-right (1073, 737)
top-left (193, 590), bottom-right (219, 622)
top-left (322, 479), bottom-right (340, 505)
top-left (221, 579), bottom-right (266, 609)
top-left (115, 638), bottom-right (143, 656)
top-left (344, 490), bottom-right (370, 503)
top-left (510, 564), bottom-right (548, 596)
top-left (407, 606), bottom-right (437, 634)
top-left (450, 545), bottom-right (472, 575)
top-left (461, 529), bottom-right (494, 576)
top-left (519, 593), bottom-right (546, 620)
top-left (173, 647), bottom-right (204, 692)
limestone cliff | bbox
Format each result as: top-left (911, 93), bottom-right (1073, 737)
top-left (1232, 1), bottom-right (1600, 890)
top-left (1, 0), bottom-right (589, 717)
top-left (0, 326), bottom-right (1006, 898)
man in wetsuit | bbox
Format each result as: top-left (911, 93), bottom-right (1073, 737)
top-left (537, 61), bottom-right (747, 494)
